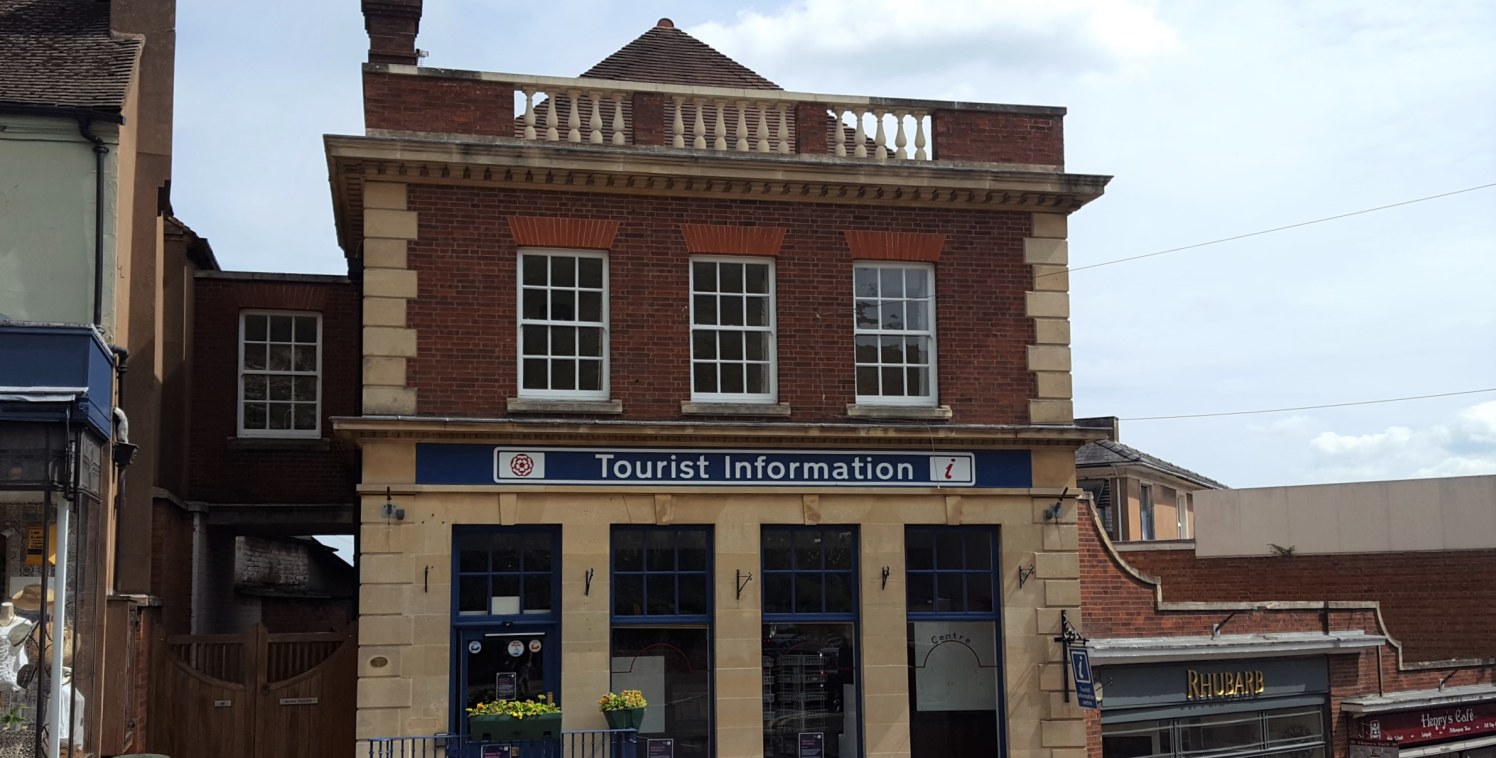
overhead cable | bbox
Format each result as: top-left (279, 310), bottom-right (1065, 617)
top-left (1121, 387), bottom-right (1496, 421)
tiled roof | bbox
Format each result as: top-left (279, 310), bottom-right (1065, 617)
top-left (0, 0), bottom-right (141, 112)
top-left (1077, 439), bottom-right (1228, 490)
top-left (581, 20), bottom-right (780, 91)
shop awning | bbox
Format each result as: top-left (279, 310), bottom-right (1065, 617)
top-left (1089, 631), bottom-right (1386, 664)
top-left (1342, 683), bottom-right (1496, 714)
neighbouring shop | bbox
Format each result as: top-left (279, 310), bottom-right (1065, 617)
top-left (1349, 699), bottom-right (1496, 758)
top-left (1099, 658), bottom-right (1330, 758)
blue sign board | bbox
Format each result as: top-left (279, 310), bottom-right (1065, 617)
top-left (1070, 646), bottom-right (1098, 710)
top-left (416, 445), bottom-right (1032, 488)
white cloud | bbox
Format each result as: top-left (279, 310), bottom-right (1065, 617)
top-left (688, 0), bottom-right (1178, 92)
top-left (1305, 401), bottom-right (1496, 481)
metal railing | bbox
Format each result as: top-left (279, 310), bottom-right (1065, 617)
top-left (362, 729), bottom-right (639, 758)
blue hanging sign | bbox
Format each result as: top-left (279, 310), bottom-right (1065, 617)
top-left (1070, 646), bottom-right (1098, 710)
top-left (415, 445), bottom-right (1032, 488)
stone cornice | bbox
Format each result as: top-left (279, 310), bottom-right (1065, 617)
top-left (330, 414), bottom-right (1103, 448)
top-left (325, 133), bottom-right (1110, 259)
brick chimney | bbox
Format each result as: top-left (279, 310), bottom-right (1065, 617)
top-left (361, 0), bottom-right (423, 65)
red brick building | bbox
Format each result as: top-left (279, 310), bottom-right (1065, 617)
top-left (332, 3), bottom-right (1110, 757)
top-left (1080, 500), bottom-right (1496, 758)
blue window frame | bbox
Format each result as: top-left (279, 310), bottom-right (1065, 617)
top-left (761, 526), bottom-right (858, 618)
top-left (905, 527), bottom-right (998, 616)
top-left (905, 526), bottom-right (1004, 758)
top-left (454, 526), bottom-right (560, 618)
top-left (612, 526), bottom-right (713, 623)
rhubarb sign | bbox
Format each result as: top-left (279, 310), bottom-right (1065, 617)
top-left (1361, 702), bottom-right (1496, 746)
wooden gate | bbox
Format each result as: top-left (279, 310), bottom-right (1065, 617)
top-left (152, 625), bottom-right (355, 758)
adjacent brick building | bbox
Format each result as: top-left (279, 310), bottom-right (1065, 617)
top-left (332, 4), bottom-right (1109, 758)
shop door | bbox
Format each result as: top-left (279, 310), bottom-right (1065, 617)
top-left (457, 626), bottom-right (561, 748)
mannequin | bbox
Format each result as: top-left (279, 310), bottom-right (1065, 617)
top-left (0, 604), bottom-right (31, 695)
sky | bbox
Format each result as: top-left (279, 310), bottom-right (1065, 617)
top-left (173, 0), bottom-right (1496, 490)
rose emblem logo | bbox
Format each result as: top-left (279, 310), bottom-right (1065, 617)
top-left (510, 453), bottom-right (536, 477)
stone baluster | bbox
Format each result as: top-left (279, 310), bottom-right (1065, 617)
top-left (589, 92), bottom-right (604, 144)
top-left (611, 94), bottom-right (626, 145)
top-left (713, 101), bottom-right (727, 151)
top-left (776, 105), bottom-right (790, 154)
top-left (756, 105), bottom-right (771, 153)
top-left (914, 112), bottom-right (928, 160)
top-left (566, 90), bottom-right (581, 143)
top-left (692, 100), bottom-right (707, 150)
top-left (672, 97), bottom-right (686, 149)
top-left (893, 111), bottom-right (908, 160)
top-left (522, 88), bottom-right (537, 140)
top-left (854, 109), bottom-right (868, 159)
top-left (735, 103), bottom-right (749, 152)
top-left (874, 112), bottom-right (888, 162)
top-left (835, 109), bottom-right (849, 157)
top-left (545, 91), bottom-right (558, 141)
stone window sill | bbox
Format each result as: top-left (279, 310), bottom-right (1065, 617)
top-left (227, 437), bottom-right (331, 451)
top-left (506, 398), bottom-right (624, 415)
top-left (845, 404), bottom-right (953, 420)
top-left (680, 402), bottom-right (792, 417)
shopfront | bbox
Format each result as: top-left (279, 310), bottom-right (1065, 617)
top-left (1348, 698), bottom-right (1496, 758)
top-left (350, 429), bottom-right (1086, 758)
top-left (1098, 658), bottom-right (1331, 758)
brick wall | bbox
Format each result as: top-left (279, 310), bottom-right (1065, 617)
top-left (1121, 545), bottom-right (1496, 662)
top-left (404, 185), bottom-right (1038, 422)
top-left (364, 71), bottom-right (515, 136)
top-left (150, 498), bottom-right (194, 634)
top-left (931, 109), bottom-right (1064, 165)
top-left (236, 535), bottom-right (311, 588)
top-left (189, 276), bottom-right (359, 504)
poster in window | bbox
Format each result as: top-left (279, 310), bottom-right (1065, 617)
top-left (494, 672), bottom-right (517, 702)
top-left (646, 738), bottom-right (674, 758)
top-left (912, 621), bottom-right (998, 712)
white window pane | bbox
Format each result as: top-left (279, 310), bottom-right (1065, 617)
top-left (522, 325), bottom-right (546, 356)
top-left (720, 295), bottom-right (744, 326)
top-left (293, 375), bottom-right (318, 402)
top-left (294, 316), bottom-right (317, 343)
top-left (578, 257), bottom-right (603, 289)
top-left (578, 328), bottom-right (603, 358)
top-left (293, 404), bottom-right (317, 430)
top-left (720, 331), bottom-right (743, 361)
top-left (746, 363), bottom-right (767, 393)
top-left (522, 288), bottom-right (547, 320)
top-left (244, 403), bottom-right (267, 429)
top-left (853, 267), bottom-right (878, 298)
top-left (578, 291), bottom-right (602, 323)
top-left (692, 330), bottom-right (716, 360)
top-left (243, 343), bottom-right (267, 371)
top-left (746, 333), bottom-right (766, 361)
top-left (856, 366), bottom-right (879, 395)
top-left (244, 315), bottom-right (268, 341)
top-left (907, 300), bottom-right (929, 330)
top-left (905, 267), bottom-right (929, 298)
top-left (746, 296), bottom-right (770, 327)
top-left (854, 336), bottom-right (878, 365)
top-left (522, 359), bottom-right (548, 389)
top-left (691, 261), bottom-right (715, 293)
top-left (269, 316), bottom-right (293, 342)
top-left (550, 290), bottom-right (576, 321)
top-left (693, 363), bottom-right (717, 393)
top-left (268, 403), bottom-right (293, 429)
top-left (551, 256), bottom-right (575, 287)
top-left (522, 255), bottom-right (547, 285)
top-left (579, 360), bottom-right (602, 391)
top-left (243, 375), bottom-right (267, 401)
top-left (293, 345), bottom-right (317, 372)
top-left (882, 302), bottom-right (906, 330)
top-left (268, 375), bottom-right (293, 401)
top-left (552, 326), bottom-right (576, 357)
top-left (745, 264), bottom-right (769, 294)
top-left (721, 364), bottom-right (744, 394)
top-left (693, 295), bottom-right (717, 326)
top-left (268, 344), bottom-right (292, 371)
top-left (552, 359), bottom-right (576, 390)
top-left (720, 262), bottom-right (743, 293)
top-left (879, 268), bottom-right (903, 298)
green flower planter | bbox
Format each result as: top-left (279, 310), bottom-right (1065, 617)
top-left (469, 711), bottom-right (563, 742)
top-left (602, 706), bottom-right (646, 731)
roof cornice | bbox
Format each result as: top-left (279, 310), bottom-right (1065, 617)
top-left (325, 133), bottom-right (1109, 259)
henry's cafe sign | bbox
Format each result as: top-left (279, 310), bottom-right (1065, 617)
top-left (1359, 702), bottom-right (1496, 746)
top-left (415, 445), bottom-right (1033, 488)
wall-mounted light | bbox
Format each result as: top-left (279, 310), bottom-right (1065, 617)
top-left (382, 487), bottom-right (406, 521)
top-left (1044, 487), bottom-right (1071, 520)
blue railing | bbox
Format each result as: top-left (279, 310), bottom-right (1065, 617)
top-left (362, 730), bottom-right (638, 758)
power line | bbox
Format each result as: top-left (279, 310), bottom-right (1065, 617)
top-left (1044, 182), bottom-right (1496, 277)
top-left (1121, 388), bottom-right (1496, 421)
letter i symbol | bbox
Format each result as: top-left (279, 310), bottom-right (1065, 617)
top-left (944, 461), bottom-right (955, 479)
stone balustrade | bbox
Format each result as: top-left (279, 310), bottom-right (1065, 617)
top-left (363, 64), bottom-right (1066, 167)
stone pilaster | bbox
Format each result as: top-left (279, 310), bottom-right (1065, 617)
top-left (362, 181), bottom-right (419, 414)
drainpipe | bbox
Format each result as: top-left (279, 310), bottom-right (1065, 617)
top-left (76, 119), bottom-right (109, 327)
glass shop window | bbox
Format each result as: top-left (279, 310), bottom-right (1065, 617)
top-left (761, 526), bottom-right (860, 758)
top-left (455, 528), bottom-right (558, 617)
top-left (611, 527), bottom-right (714, 757)
top-left (905, 527), bottom-right (1002, 758)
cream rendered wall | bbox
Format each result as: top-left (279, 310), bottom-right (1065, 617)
top-left (0, 115), bottom-right (120, 331)
top-left (1194, 474), bottom-right (1496, 557)
top-left (355, 441), bottom-right (1086, 758)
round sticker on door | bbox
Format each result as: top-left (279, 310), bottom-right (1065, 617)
top-left (528, 639), bottom-right (542, 653)
top-left (467, 640), bottom-right (482, 654)
top-left (507, 640), bottom-right (525, 657)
